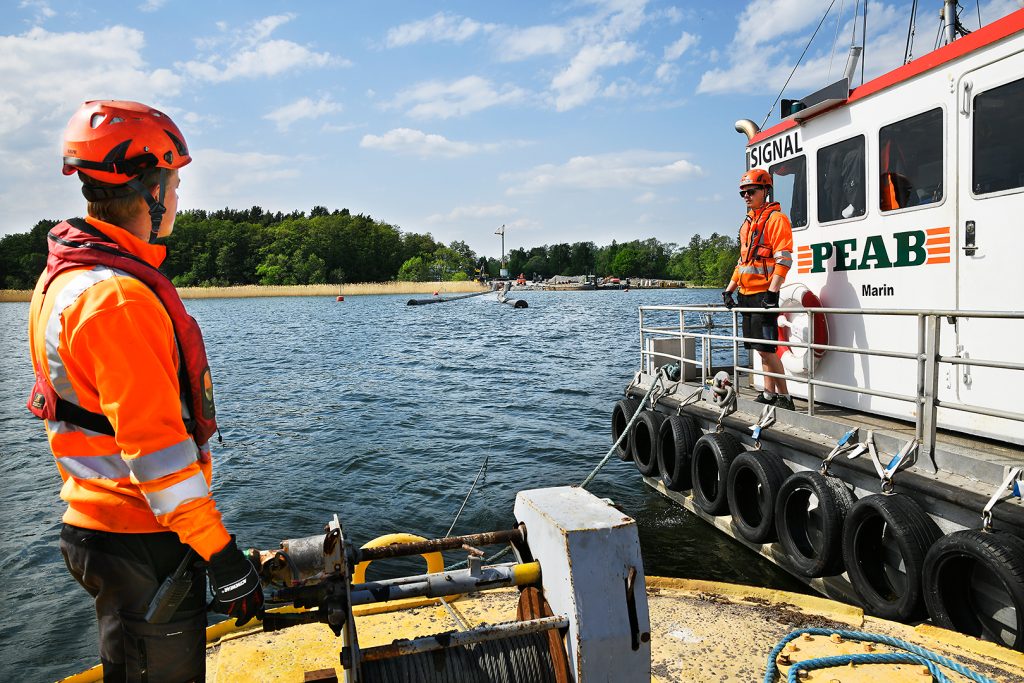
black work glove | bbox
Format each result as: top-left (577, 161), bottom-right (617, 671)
top-left (207, 537), bottom-right (264, 626)
top-left (762, 290), bottom-right (780, 309)
top-left (721, 291), bottom-right (736, 310)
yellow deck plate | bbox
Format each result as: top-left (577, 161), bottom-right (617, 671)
top-left (64, 578), bottom-right (1024, 682)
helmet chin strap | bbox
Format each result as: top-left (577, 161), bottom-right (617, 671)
top-left (125, 168), bottom-right (168, 243)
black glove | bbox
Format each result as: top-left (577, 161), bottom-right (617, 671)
top-left (762, 290), bottom-right (780, 309)
top-left (207, 537), bottom-right (264, 626)
top-left (721, 291), bottom-right (736, 310)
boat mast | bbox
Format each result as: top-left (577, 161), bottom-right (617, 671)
top-left (943, 0), bottom-right (958, 44)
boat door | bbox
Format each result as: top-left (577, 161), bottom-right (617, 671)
top-left (956, 51), bottom-right (1024, 443)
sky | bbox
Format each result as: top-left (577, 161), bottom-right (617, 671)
top-left (1, 0), bottom-right (1021, 258)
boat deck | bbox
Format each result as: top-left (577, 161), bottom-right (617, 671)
top-left (197, 580), bottom-right (1023, 682)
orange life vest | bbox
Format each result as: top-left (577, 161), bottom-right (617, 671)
top-left (732, 202), bottom-right (794, 294)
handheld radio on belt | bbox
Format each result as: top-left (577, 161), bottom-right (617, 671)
top-left (145, 548), bottom-right (198, 624)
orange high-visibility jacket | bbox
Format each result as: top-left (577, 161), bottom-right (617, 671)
top-left (28, 217), bottom-right (230, 560)
top-left (731, 202), bottom-right (794, 295)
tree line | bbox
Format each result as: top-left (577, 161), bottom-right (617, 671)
top-left (0, 206), bottom-right (738, 289)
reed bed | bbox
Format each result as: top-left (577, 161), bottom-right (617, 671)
top-left (0, 281), bottom-right (488, 303)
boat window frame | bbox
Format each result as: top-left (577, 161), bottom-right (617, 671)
top-left (815, 133), bottom-right (869, 227)
top-left (769, 154), bottom-right (809, 233)
top-left (969, 71), bottom-right (1024, 201)
top-left (876, 106), bottom-right (947, 215)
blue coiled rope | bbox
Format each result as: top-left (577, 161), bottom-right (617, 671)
top-left (762, 628), bottom-right (997, 683)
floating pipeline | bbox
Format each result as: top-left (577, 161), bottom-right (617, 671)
top-left (406, 290), bottom-right (489, 306)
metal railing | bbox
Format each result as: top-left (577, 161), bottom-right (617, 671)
top-left (637, 304), bottom-right (1024, 462)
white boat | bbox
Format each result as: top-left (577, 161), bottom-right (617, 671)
top-left (615, 2), bottom-right (1024, 655)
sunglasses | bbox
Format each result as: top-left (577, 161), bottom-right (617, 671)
top-left (739, 187), bottom-right (763, 197)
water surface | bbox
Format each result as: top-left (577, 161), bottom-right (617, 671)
top-left (0, 289), bottom-right (804, 680)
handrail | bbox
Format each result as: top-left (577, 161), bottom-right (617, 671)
top-left (637, 304), bottom-right (1024, 467)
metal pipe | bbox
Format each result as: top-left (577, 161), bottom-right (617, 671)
top-left (354, 527), bottom-right (525, 563)
top-left (734, 119), bottom-right (761, 140)
top-left (346, 561), bottom-right (540, 606)
top-left (407, 291), bottom-right (488, 306)
top-left (351, 615), bottom-right (569, 664)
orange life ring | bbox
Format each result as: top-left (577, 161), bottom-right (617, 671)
top-left (775, 284), bottom-right (828, 374)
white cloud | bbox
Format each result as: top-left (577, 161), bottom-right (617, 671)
top-left (698, 1), bottom-right (906, 96)
top-left (391, 76), bottom-right (526, 119)
top-left (264, 96), bottom-right (343, 131)
top-left (138, 0), bottom-right (167, 12)
top-left (504, 150), bottom-right (703, 195)
top-left (426, 204), bottom-right (517, 224)
top-left (18, 0), bottom-right (55, 23)
top-left (360, 128), bottom-right (501, 158)
top-left (733, 0), bottom-right (821, 48)
top-left (386, 12), bottom-right (496, 47)
top-left (0, 26), bottom-right (184, 138)
top-left (179, 15), bottom-right (347, 83)
top-left (664, 31), bottom-right (699, 61)
top-left (182, 148), bottom-right (299, 206)
top-left (497, 25), bottom-right (567, 61)
top-left (551, 41), bottom-right (639, 111)
top-left (635, 191), bottom-right (657, 204)
top-left (655, 63), bottom-right (679, 83)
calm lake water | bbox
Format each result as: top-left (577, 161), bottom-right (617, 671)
top-left (0, 288), bottom-right (805, 681)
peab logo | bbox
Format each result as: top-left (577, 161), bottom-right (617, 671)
top-left (797, 227), bottom-right (950, 275)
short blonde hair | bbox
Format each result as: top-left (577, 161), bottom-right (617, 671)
top-left (80, 168), bottom-right (161, 227)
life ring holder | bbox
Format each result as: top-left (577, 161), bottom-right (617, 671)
top-left (775, 283), bottom-right (828, 375)
top-left (351, 533), bottom-right (461, 615)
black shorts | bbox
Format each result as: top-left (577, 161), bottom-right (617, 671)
top-left (737, 292), bottom-right (778, 353)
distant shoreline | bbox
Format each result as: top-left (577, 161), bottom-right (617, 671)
top-left (0, 281), bottom-right (488, 303)
top-left (0, 279), bottom-right (719, 303)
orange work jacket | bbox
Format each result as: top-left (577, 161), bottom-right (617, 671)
top-left (27, 217), bottom-right (230, 560)
top-left (731, 202), bottom-right (794, 295)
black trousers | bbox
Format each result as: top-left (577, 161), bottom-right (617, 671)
top-left (60, 524), bottom-right (207, 683)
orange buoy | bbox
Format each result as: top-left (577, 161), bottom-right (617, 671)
top-left (336, 295), bottom-right (344, 301)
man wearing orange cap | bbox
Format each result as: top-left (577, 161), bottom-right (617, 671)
top-left (721, 168), bottom-right (795, 410)
top-left (27, 101), bottom-right (262, 681)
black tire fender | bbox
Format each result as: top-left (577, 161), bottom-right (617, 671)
top-left (657, 415), bottom-right (702, 491)
top-left (690, 432), bottom-right (745, 516)
top-left (775, 471), bottom-right (856, 577)
top-left (923, 528), bottom-right (1024, 651)
top-left (630, 410), bottom-right (666, 476)
top-left (842, 493), bottom-right (942, 621)
top-left (726, 450), bottom-right (791, 544)
top-left (612, 398), bottom-right (641, 461)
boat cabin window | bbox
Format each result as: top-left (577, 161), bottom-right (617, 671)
top-left (769, 155), bottom-right (807, 230)
top-left (973, 77), bottom-right (1024, 195)
top-left (879, 108), bottom-right (943, 211)
top-left (817, 135), bottom-right (865, 223)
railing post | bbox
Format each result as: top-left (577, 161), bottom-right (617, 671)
top-left (732, 311), bottom-right (740, 390)
top-left (921, 314), bottom-right (941, 471)
top-left (806, 311), bottom-right (816, 416)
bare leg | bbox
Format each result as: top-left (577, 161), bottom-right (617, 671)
top-left (757, 350), bottom-right (789, 396)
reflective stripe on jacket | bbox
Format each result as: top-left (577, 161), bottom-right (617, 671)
top-left (731, 202), bottom-right (794, 295)
top-left (27, 217), bottom-right (230, 560)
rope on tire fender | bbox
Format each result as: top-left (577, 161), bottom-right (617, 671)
top-left (762, 628), bottom-right (996, 683)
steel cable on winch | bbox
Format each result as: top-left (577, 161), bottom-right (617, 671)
top-left (361, 630), bottom-right (558, 683)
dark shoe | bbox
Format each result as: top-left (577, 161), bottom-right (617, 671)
top-left (754, 392), bottom-right (775, 405)
top-left (774, 395), bottom-right (795, 411)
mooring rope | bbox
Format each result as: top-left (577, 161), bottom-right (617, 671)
top-left (762, 628), bottom-right (996, 683)
top-left (579, 373), bottom-right (665, 488)
top-left (445, 454), bottom-right (490, 538)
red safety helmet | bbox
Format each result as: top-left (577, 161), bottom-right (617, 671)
top-left (739, 168), bottom-right (772, 188)
top-left (62, 100), bottom-right (190, 185)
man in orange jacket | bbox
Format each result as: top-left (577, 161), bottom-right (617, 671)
top-left (27, 101), bottom-right (262, 681)
top-left (721, 169), bottom-right (795, 410)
